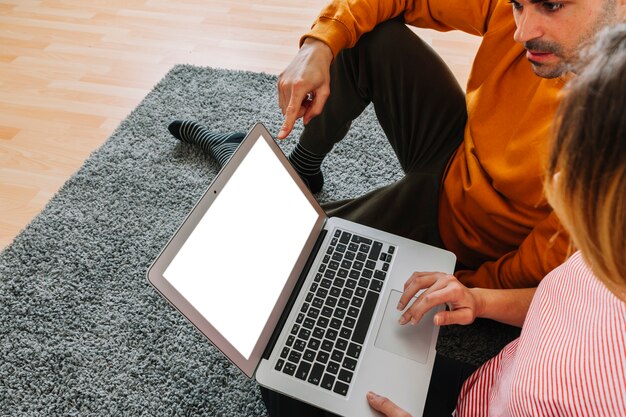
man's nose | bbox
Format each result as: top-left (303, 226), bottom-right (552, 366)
top-left (514, 10), bottom-right (544, 43)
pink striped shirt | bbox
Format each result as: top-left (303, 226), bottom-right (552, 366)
top-left (454, 251), bottom-right (626, 416)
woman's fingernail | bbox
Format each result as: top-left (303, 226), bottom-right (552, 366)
top-left (398, 316), bottom-right (407, 325)
top-left (396, 302), bottom-right (404, 310)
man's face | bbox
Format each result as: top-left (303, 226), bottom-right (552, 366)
top-left (511, 0), bottom-right (620, 78)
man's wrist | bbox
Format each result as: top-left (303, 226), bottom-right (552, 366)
top-left (301, 37), bottom-right (334, 63)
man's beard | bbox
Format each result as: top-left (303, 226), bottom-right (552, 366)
top-left (524, 39), bottom-right (567, 79)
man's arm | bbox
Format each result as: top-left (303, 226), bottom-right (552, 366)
top-left (397, 272), bottom-right (536, 328)
top-left (457, 211), bottom-right (571, 289)
top-left (277, 0), bottom-right (499, 138)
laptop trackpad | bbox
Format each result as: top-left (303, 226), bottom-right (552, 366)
top-left (374, 290), bottom-right (436, 364)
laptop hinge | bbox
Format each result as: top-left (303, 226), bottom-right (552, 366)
top-left (262, 228), bottom-right (328, 360)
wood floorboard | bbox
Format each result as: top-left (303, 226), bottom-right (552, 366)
top-left (0, 0), bottom-right (480, 250)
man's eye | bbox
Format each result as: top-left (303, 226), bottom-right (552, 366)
top-left (543, 2), bottom-right (564, 11)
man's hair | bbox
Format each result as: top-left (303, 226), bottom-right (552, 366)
top-left (545, 23), bottom-right (626, 297)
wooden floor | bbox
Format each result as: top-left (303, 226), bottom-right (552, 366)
top-left (0, 0), bottom-right (480, 251)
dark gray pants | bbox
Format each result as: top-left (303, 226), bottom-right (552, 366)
top-left (262, 18), bottom-right (470, 417)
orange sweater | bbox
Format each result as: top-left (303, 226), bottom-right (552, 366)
top-left (303, 0), bottom-right (570, 288)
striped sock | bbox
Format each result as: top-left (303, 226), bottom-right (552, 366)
top-left (288, 142), bottom-right (326, 193)
top-left (168, 120), bottom-right (245, 167)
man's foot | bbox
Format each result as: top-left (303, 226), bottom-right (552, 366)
top-left (288, 142), bottom-right (325, 194)
top-left (168, 120), bottom-right (245, 167)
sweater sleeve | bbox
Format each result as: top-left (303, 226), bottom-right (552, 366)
top-left (456, 212), bottom-right (571, 289)
top-left (301, 0), bottom-right (498, 58)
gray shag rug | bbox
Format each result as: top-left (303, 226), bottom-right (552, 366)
top-left (0, 66), bottom-right (518, 416)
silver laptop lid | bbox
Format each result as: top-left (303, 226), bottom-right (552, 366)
top-left (147, 123), bottom-right (327, 377)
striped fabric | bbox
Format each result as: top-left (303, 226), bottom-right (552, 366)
top-left (177, 120), bottom-right (244, 167)
top-left (454, 251), bottom-right (626, 417)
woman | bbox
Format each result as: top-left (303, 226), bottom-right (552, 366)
top-left (369, 23), bottom-right (626, 417)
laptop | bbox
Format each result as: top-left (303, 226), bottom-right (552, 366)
top-left (147, 122), bottom-right (456, 416)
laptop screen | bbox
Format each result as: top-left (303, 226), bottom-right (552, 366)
top-left (162, 134), bottom-right (320, 360)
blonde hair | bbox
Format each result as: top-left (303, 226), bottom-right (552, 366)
top-left (545, 23), bottom-right (626, 299)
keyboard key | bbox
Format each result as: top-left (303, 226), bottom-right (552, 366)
top-left (327, 361), bottom-right (340, 375)
top-left (348, 243), bottom-right (359, 252)
top-left (343, 356), bottom-right (357, 371)
top-left (331, 349), bottom-right (344, 363)
top-left (332, 252), bottom-right (342, 262)
top-left (352, 235), bottom-right (372, 245)
top-left (362, 269), bottom-right (373, 279)
top-left (347, 307), bottom-right (360, 318)
top-left (304, 349), bottom-right (316, 362)
top-left (303, 318), bottom-right (315, 329)
top-left (330, 286), bottom-right (341, 297)
top-left (308, 307), bottom-right (320, 320)
top-left (369, 241), bottom-right (383, 261)
top-left (351, 296), bottom-right (363, 308)
top-left (317, 317), bottom-right (329, 328)
top-left (281, 347), bottom-right (290, 358)
top-left (334, 229), bottom-right (342, 238)
top-left (318, 264), bottom-right (326, 273)
top-left (339, 328), bottom-right (352, 340)
top-left (286, 335), bottom-right (295, 347)
top-left (316, 288), bottom-right (328, 298)
top-left (324, 270), bottom-right (336, 280)
top-left (330, 318), bottom-right (342, 330)
top-left (293, 339), bottom-right (306, 352)
top-left (300, 303), bottom-right (309, 313)
top-left (288, 351), bottom-right (302, 363)
top-left (333, 308), bottom-right (346, 320)
top-left (382, 263), bottom-right (389, 271)
top-left (370, 279), bottom-right (383, 292)
top-left (308, 363), bottom-right (325, 385)
top-left (352, 290), bottom-right (379, 344)
top-left (344, 317), bottom-right (356, 328)
top-left (358, 278), bottom-right (370, 288)
top-left (312, 297), bottom-right (324, 308)
top-left (314, 327), bottom-right (326, 340)
top-left (339, 231), bottom-right (351, 244)
top-left (341, 260), bottom-right (352, 269)
top-left (321, 278), bottom-right (333, 288)
top-left (275, 359), bottom-right (284, 371)
top-left (342, 288), bottom-right (354, 299)
top-left (316, 350), bottom-right (330, 364)
top-left (374, 270), bottom-right (386, 280)
top-left (306, 292), bottom-right (314, 302)
top-left (355, 287), bottom-right (367, 298)
top-left (336, 244), bottom-right (347, 253)
top-left (356, 252), bottom-right (367, 262)
top-left (347, 343), bottom-right (362, 359)
top-left (314, 272), bottom-right (322, 282)
top-left (388, 246), bottom-right (395, 254)
top-left (352, 261), bottom-right (364, 271)
top-left (334, 381), bottom-right (349, 396)
top-left (345, 251), bottom-right (356, 261)
top-left (296, 361), bottom-right (311, 380)
top-left (336, 337), bottom-right (348, 351)
top-left (298, 328), bottom-right (311, 340)
top-left (346, 279), bottom-right (357, 289)
top-left (337, 269), bottom-right (348, 279)
top-left (321, 306), bottom-right (333, 318)
top-left (366, 260), bottom-right (377, 269)
top-left (308, 338), bottom-right (321, 350)
top-left (326, 296), bottom-right (337, 308)
top-left (321, 339), bottom-right (333, 352)
top-left (321, 374), bottom-right (335, 390)
top-left (326, 328), bottom-right (338, 341)
top-left (338, 369), bottom-right (353, 384)
top-left (349, 269), bottom-right (360, 279)
top-left (283, 362), bottom-right (297, 376)
top-left (359, 244), bottom-right (370, 253)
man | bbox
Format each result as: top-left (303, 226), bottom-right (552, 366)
top-left (256, 0), bottom-right (623, 415)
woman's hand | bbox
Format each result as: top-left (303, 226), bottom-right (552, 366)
top-left (367, 392), bottom-right (413, 417)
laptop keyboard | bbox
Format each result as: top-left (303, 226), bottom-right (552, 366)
top-left (274, 228), bottom-right (395, 396)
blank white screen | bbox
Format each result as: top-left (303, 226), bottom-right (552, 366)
top-left (163, 136), bottom-right (320, 359)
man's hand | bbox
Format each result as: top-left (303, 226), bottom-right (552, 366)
top-left (367, 392), bottom-right (413, 417)
top-left (276, 38), bottom-right (333, 139)
top-left (396, 272), bottom-right (484, 326)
